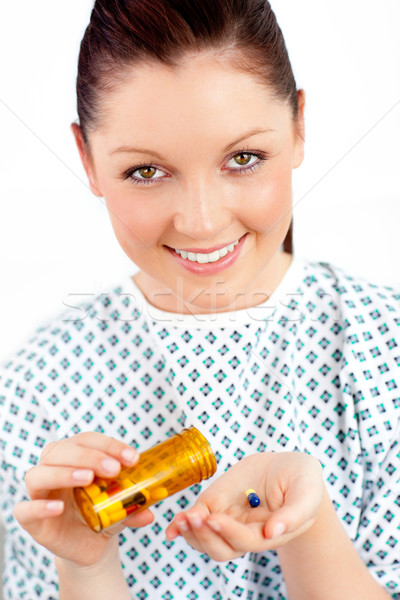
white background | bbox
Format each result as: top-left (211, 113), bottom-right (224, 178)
top-left (0, 1), bottom-right (399, 363)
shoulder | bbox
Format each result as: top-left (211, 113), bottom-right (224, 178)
top-left (0, 275), bottom-right (148, 483)
top-left (295, 257), bottom-right (400, 369)
top-left (294, 258), bottom-right (400, 448)
top-left (0, 275), bottom-right (145, 431)
top-left (1, 274), bottom-right (144, 366)
top-left (282, 257), bottom-right (400, 354)
top-left (295, 257), bottom-right (400, 322)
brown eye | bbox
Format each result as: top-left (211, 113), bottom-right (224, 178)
top-left (233, 153), bottom-right (252, 166)
top-left (126, 164), bottom-right (167, 185)
top-left (138, 166), bottom-right (157, 179)
top-left (225, 152), bottom-right (260, 172)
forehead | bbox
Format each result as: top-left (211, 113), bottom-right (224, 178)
top-left (91, 55), bottom-right (292, 147)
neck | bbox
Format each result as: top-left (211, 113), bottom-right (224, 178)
top-left (133, 251), bottom-right (292, 315)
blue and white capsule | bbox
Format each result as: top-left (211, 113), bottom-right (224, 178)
top-left (246, 488), bottom-right (260, 508)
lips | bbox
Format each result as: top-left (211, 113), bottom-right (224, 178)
top-left (171, 236), bottom-right (244, 254)
top-left (165, 233), bottom-right (248, 276)
top-left (167, 233), bottom-right (247, 254)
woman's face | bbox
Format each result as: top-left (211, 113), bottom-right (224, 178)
top-left (72, 54), bottom-right (305, 314)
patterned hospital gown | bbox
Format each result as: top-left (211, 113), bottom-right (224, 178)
top-left (1, 256), bottom-right (399, 599)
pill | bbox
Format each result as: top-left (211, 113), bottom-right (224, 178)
top-left (97, 509), bottom-right (111, 529)
top-left (140, 488), bottom-right (150, 502)
top-left (94, 492), bottom-right (111, 506)
top-left (125, 503), bottom-right (140, 515)
top-left (246, 488), bottom-right (260, 508)
top-left (151, 486), bottom-right (168, 501)
top-left (109, 508), bottom-right (127, 525)
top-left (121, 478), bottom-right (134, 490)
top-left (95, 478), bottom-right (109, 490)
top-left (105, 500), bottom-right (123, 514)
top-left (84, 483), bottom-right (101, 501)
top-left (106, 482), bottom-right (122, 495)
top-left (124, 490), bottom-right (148, 509)
top-left (79, 496), bottom-right (99, 529)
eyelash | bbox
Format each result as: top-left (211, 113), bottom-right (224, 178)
top-left (122, 150), bottom-right (269, 186)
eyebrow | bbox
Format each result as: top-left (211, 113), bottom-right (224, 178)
top-left (108, 128), bottom-right (276, 158)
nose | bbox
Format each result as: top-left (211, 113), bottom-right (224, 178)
top-left (172, 175), bottom-right (231, 241)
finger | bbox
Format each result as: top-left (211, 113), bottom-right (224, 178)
top-left (165, 512), bottom-right (195, 541)
top-left (39, 435), bottom-right (139, 477)
top-left (165, 520), bottom-right (181, 540)
top-left (166, 503), bottom-right (211, 540)
top-left (205, 513), bottom-right (272, 553)
top-left (25, 465), bottom-right (95, 499)
top-left (13, 499), bottom-right (64, 529)
top-left (74, 432), bottom-right (139, 466)
top-left (40, 433), bottom-right (139, 468)
top-left (41, 443), bottom-right (122, 478)
top-left (173, 513), bottom-right (241, 561)
top-left (123, 508), bottom-right (155, 529)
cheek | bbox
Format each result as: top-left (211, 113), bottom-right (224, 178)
top-left (105, 192), bottom-right (166, 256)
top-left (239, 163), bottom-right (293, 233)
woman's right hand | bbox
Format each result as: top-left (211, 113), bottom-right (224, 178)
top-left (13, 432), bottom-right (154, 567)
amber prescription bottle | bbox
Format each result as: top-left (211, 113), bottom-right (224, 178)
top-left (74, 427), bottom-right (217, 532)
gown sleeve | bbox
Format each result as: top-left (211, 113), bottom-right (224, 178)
top-left (338, 278), bottom-right (400, 598)
top-left (0, 339), bottom-right (61, 598)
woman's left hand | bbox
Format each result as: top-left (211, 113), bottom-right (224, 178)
top-left (165, 451), bottom-right (324, 561)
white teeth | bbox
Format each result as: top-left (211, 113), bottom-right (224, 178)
top-left (174, 238), bottom-right (241, 263)
top-left (208, 250), bottom-right (221, 263)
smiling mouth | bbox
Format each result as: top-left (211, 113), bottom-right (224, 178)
top-left (166, 234), bottom-right (247, 264)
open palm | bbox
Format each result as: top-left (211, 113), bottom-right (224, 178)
top-left (166, 452), bottom-right (323, 561)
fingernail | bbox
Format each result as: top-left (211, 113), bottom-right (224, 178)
top-left (272, 522), bottom-right (286, 538)
top-left (187, 513), bottom-right (203, 528)
top-left (46, 501), bottom-right (63, 512)
top-left (176, 519), bottom-right (189, 532)
top-left (72, 469), bottom-right (93, 482)
top-left (121, 448), bottom-right (138, 464)
top-left (207, 519), bottom-right (221, 532)
top-left (101, 458), bottom-right (120, 474)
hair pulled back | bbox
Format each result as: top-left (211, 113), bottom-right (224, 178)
top-left (76, 0), bottom-right (299, 252)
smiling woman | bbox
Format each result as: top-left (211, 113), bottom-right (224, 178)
top-left (70, 0), bottom-right (304, 316)
top-left (0, 2), bottom-right (400, 600)
top-left (72, 54), bottom-right (304, 313)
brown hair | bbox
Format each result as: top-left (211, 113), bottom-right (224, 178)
top-left (76, 0), bottom-right (299, 253)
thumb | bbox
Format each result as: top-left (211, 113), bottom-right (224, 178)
top-left (263, 479), bottom-right (323, 540)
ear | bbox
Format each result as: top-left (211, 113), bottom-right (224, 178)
top-left (292, 89), bottom-right (306, 169)
top-left (70, 122), bottom-right (103, 196)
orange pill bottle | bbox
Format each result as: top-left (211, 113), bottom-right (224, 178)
top-left (73, 427), bottom-right (217, 532)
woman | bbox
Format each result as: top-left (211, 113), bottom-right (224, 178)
top-left (1, 1), bottom-right (399, 598)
